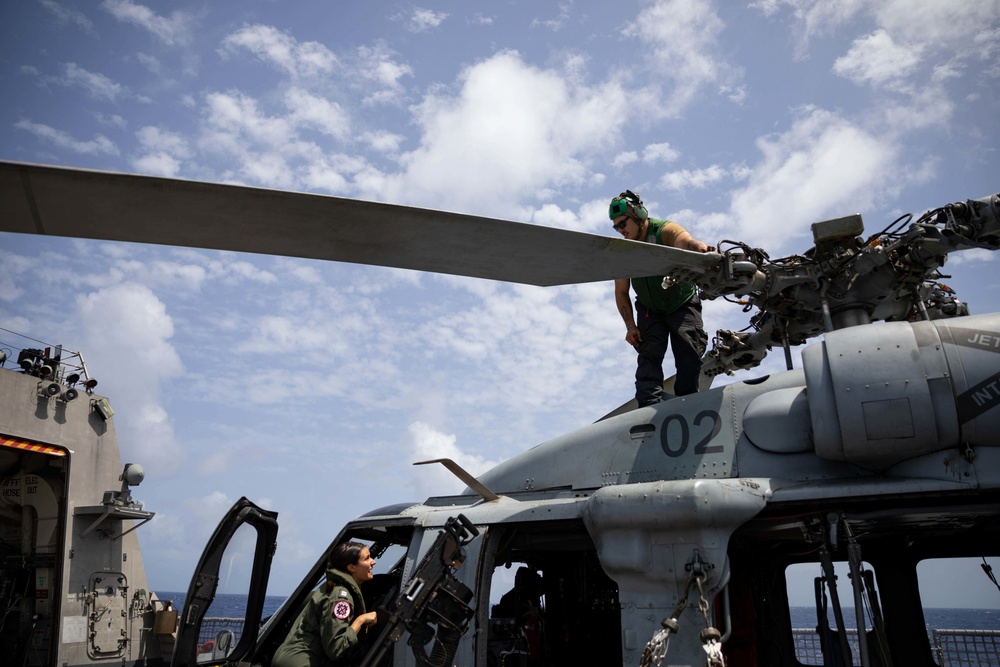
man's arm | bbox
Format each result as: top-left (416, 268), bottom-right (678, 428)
top-left (671, 229), bottom-right (715, 253)
top-left (615, 279), bottom-right (641, 346)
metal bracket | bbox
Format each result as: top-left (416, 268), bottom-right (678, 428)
top-left (75, 504), bottom-right (155, 540)
top-left (685, 549), bottom-right (715, 577)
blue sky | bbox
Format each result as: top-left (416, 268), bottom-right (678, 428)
top-left (1, 0), bottom-right (999, 606)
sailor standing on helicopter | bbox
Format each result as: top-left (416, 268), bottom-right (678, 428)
top-left (611, 190), bottom-right (715, 406)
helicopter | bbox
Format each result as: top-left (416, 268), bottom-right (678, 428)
top-left (1, 160), bottom-right (998, 667)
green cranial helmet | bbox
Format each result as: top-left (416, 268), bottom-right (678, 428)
top-left (609, 190), bottom-right (648, 221)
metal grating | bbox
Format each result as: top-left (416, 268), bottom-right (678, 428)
top-left (792, 628), bottom-right (1000, 666)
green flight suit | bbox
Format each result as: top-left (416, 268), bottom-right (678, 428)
top-left (272, 568), bottom-right (367, 667)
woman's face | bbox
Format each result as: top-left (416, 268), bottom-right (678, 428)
top-left (348, 546), bottom-right (376, 585)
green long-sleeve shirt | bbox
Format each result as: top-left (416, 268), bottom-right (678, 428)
top-left (272, 569), bottom-right (367, 667)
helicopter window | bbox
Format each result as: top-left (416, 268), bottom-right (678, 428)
top-left (483, 521), bottom-right (621, 667)
top-left (783, 560), bottom-right (884, 666)
top-left (915, 556), bottom-right (1000, 612)
top-left (915, 556), bottom-right (1000, 662)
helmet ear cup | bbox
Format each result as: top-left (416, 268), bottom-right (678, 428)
top-left (622, 190), bottom-right (648, 221)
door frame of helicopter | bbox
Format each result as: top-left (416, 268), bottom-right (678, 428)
top-left (170, 467), bottom-right (1000, 667)
top-left (174, 482), bottom-right (773, 667)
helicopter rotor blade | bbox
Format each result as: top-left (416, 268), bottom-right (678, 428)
top-left (0, 161), bottom-right (723, 288)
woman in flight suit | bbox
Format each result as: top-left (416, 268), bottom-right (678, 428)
top-left (272, 541), bottom-right (379, 667)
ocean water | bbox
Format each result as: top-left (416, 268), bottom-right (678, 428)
top-left (788, 606), bottom-right (998, 632)
top-left (157, 591), bottom-right (287, 620)
top-left (157, 591), bottom-right (997, 633)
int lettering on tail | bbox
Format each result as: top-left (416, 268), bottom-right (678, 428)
top-left (971, 380), bottom-right (1000, 408)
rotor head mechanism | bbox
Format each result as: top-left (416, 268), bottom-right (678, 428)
top-left (811, 214), bottom-right (864, 255)
top-left (942, 192), bottom-right (1000, 249)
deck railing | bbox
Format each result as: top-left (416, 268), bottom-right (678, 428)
top-left (791, 627), bottom-right (1000, 666)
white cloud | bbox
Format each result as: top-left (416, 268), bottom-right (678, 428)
top-left (14, 120), bottom-right (119, 155)
top-left (237, 314), bottom-right (349, 356)
top-left (644, 142), bottom-right (680, 164)
top-left (632, 0), bottom-right (740, 116)
top-left (133, 153), bottom-right (182, 176)
top-left (833, 29), bottom-right (923, 88)
top-left (355, 42), bottom-right (414, 104)
top-left (531, 3), bottom-right (572, 31)
top-left (198, 91), bottom-right (299, 186)
top-left (148, 513), bottom-right (184, 542)
top-left (101, 0), bottom-right (193, 46)
top-left (531, 203), bottom-right (577, 228)
top-left (194, 86), bottom-right (377, 190)
top-left (750, 0), bottom-right (867, 54)
top-left (753, 0), bottom-right (1000, 65)
top-left (407, 8), bottom-right (448, 33)
top-left (659, 165), bottom-right (728, 191)
top-left (136, 53), bottom-right (164, 75)
top-left (612, 151), bottom-right (639, 170)
top-left (59, 62), bottom-right (127, 101)
top-left (39, 0), bottom-right (96, 33)
top-left (363, 130), bottom-right (405, 154)
top-left (185, 490), bottom-right (235, 526)
top-left (94, 113), bottom-right (127, 129)
top-left (873, 1), bottom-right (1000, 58)
top-left (220, 24), bottom-right (338, 79)
top-left (0, 252), bottom-right (33, 303)
top-left (224, 260), bottom-right (278, 284)
top-left (300, 160), bottom-right (351, 193)
top-left (285, 88), bottom-right (351, 140)
top-left (721, 83), bottom-right (748, 104)
top-left (195, 449), bottom-right (234, 475)
top-left (408, 422), bottom-right (500, 498)
top-left (136, 126), bottom-right (190, 156)
top-left (948, 248), bottom-right (996, 266)
top-left (132, 126), bottom-right (191, 176)
top-left (727, 107), bottom-right (900, 251)
top-left (880, 85), bottom-right (955, 131)
top-left (76, 282), bottom-right (186, 474)
top-left (383, 51), bottom-right (628, 215)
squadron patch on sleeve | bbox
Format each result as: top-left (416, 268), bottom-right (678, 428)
top-left (332, 600), bottom-right (353, 620)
